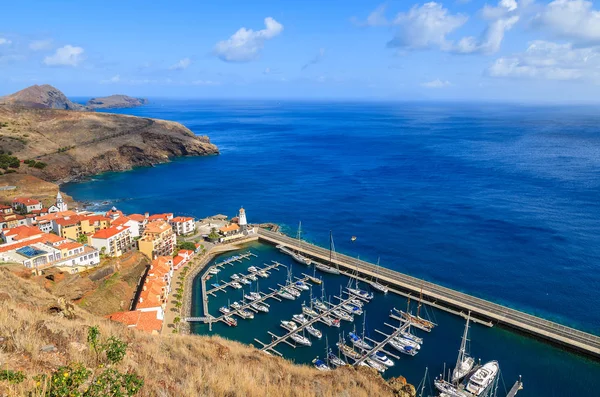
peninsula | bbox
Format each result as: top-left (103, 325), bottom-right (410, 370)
top-left (0, 84), bottom-right (218, 183)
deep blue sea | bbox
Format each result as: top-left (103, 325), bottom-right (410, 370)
top-left (64, 100), bottom-right (600, 395)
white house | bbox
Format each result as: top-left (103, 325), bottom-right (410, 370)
top-left (12, 198), bottom-right (42, 213)
top-left (169, 216), bottom-right (195, 236)
top-left (91, 225), bottom-right (133, 257)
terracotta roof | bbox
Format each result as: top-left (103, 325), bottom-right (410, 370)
top-left (84, 215), bottom-right (111, 223)
top-left (219, 223), bottom-right (240, 233)
top-left (54, 215), bottom-right (84, 227)
top-left (111, 216), bottom-right (133, 227)
top-left (173, 256), bottom-right (184, 267)
top-left (92, 225), bottom-right (129, 239)
top-left (0, 205), bottom-right (11, 210)
top-left (57, 241), bottom-right (83, 250)
top-left (2, 225), bottom-right (43, 240)
top-left (13, 197), bottom-right (40, 206)
top-left (0, 236), bottom-right (43, 253)
top-left (178, 249), bottom-right (194, 257)
top-left (37, 211), bottom-right (78, 221)
top-left (42, 233), bottom-right (67, 244)
top-left (106, 310), bottom-right (163, 334)
top-left (128, 214), bottom-right (145, 222)
top-left (148, 213), bottom-right (173, 221)
top-left (170, 216), bottom-right (193, 223)
top-left (144, 220), bottom-right (171, 234)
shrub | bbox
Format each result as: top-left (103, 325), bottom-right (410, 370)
top-left (33, 161), bottom-right (47, 169)
top-left (0, 369), bottom-right (25, 384)
top-left (178, 241), bottom-right (196, 251)
top-left (0, 153), bottom-right (20, 169)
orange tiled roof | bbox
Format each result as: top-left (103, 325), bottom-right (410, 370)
top-left (2, 225), bottom-right (43, 240)
top-left (148, 213), bottom-right (173, 221)
top-left (13, 197), bottom-right (40, 206)
top-left (92, 225), bottom-right (129, 239)
top-left (144, 220), bottom-right (171, 234)
top-left (170, 216), bottom-right (193, 223)
top-left (37, 211), bottom-right (78, 221)
top-left (57, 241), bottom-right (83, 250)
top-left (54, 215), bottom-right (84, 227)
top-left (107, 310), bottom-right (162, 333)
top-left (84, 215), bottom-right (111, 223)
top-left (219, 223), bottom-right (240, 233)
top-left (178, 249), bottom-right (194, 256)
top-left (42, 233), bottom-right (67, 244)
top-left (173, 256), bottom-right (184, 267)
top-left (128, 214), bottom-right (145, 222)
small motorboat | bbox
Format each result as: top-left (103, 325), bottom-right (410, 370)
top-left (307, 275), bottom-right (322, 285)
top-left (278, 290), bottom-right (295, 300)
top-left (281, 321), bottom-right (298, 332)
top-left (247, 266), bottom-right (258, 273)
top-left (348, 332), bottom-right (372, 350)
top-left (313, 358), bottom-right (331, 371)
top-left (208, 267), bottom-right (220, 275)
top-left (292, 314), bottom-right (309, 324)
top-left (230, 282), bottom-right (242, 289)
top-left (239, 277), bottom-right (251, 285)
top-left (306, 325), bottom-right (322, 339)
top-left (290, 333), bottom-right (312, 346)
top-left (294, 280), bottom-right (309, 291)
top-left (371, 351), bottom-right (394, 367)
top-left (230, 274), bottom-right (240, 280)
top-left (219, 306), bottom-right (231, 315)
top-left (365, 357), bottom-right (386, 373)
top-left (230, 301), bottom-right (241, 310)
top-left (237, 309), bottom-right (254, 319)
top-left (251, 302), bottom-right (269, 313)
top-left (349, 298), bottom-right (364, 308)
top-left (223, 316), bottom-right (237, 327)
top-left (332, 309), bottom-right (354, 322)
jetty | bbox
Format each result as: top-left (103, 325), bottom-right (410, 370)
top-left (205, 261), bottom-right (282, 296)
top-left (254, 293), bottom-right (359, 356)
top-left (257, 228), bottom-right (600, 359)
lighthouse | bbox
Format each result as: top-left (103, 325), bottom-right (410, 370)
top-left (239, 207), bottom-right (247, 233)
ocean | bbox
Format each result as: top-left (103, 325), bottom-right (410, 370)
top-left (63, 100), bottom-right (600, 395)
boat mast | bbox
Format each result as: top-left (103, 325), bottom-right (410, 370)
top-left (419, 367), bottom-right (428, 397)
top-left (329, 230), bottom-right (333, 266)
top-left (417, 285), bottom-right (423, 318)
top-left (297, 221), bottom-right (302, 253)
top-left (454, 311), bottom-right (471, 381)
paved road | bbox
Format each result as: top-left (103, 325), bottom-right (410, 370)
top-left (258, 228), bottom-right (600, 358)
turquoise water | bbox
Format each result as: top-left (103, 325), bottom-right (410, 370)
top-left (62, 100), bottom-right (600, 394)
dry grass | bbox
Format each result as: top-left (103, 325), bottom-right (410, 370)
top-left (0, 268), bottom-right (415, 396)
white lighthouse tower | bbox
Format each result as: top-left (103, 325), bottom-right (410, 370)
top-left (238, 207), bottom-right (247, 233)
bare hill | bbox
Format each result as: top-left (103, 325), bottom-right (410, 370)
top-left (0, 105), bottom-right (218, 183)
top-left (0, 268), bottom-right (416, 397)
top-left (0, 84), bottom-right (85, 110)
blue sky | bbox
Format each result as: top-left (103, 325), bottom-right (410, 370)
top-left (2, 0), bottom-right (600, 101)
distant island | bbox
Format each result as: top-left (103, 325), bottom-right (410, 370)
top-left (86, 95), bottom-right (148, 109)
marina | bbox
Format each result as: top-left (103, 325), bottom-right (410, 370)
top-left (189, 242), bottom-right (600, 396)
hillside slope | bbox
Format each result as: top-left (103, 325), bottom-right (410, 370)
top-left (0, 105), bottom-right (218, 183)
top-left (0, 84), bottom-right (85, 110)
top-left (0, 268), bottom-right (416, 396)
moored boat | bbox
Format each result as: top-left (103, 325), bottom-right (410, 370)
top-left (347, 287), bottom-right (373, 300)
top-left (208, 267), bottom-right (220, 275)
top-left (452, 312), bottom-right (475, 383)
top-left (247, 266), bottom-right (258, 273)
top-left (306, 325), bottom-right (322, 339)
top-left (328, 350), bottom-right (346, 367)
top-left (341, 304), bottom-right (363, 315)
top-left (312, 358), bottom-right (330, 371)
top-left (302, 305), bottom-right (319, 318)
top-left (223, 316), bottom-right (237, 327)
top-left (294, 280), bottom-right (309, 290)
top-left (332, 309), bottom-right (353, 322)
top-left (280, 320), bottom-right (298, 332)
top-left (230, 301), bottom-right (241, 310)
top-left (258, 270), bottom-right (269, 278)
top-left (250, 302), bottom-right (269, 313)
top-left (371, 351), bottom-right (394, 367)
top-left (219, 306), bottom-right (230, 315)
top-left (246, 274), bottom-right (257, 281)
top-left (230, 282), bottom-right (242, 289)
top-left (239, 277), bottom-right (251, 285)
top-left (348, 332), bottom-right (372, 350)
top-left (290, 333), bottom-right (312, 346)
top-left (238, 309), bottom-right (254, 319)
top-left (336, 342), bottom-right (361, 359)
top-left (365, 357), bottom-right (386, 373)
top-left (292, 314), bottom-right (309, 324)
top-left (244, 293), bottom-right (258, 301)
top-left (388, 338), bottom-right (418, 356)
top-left (465, 361), bottom-right (499, 396)
top-left (230, 274), bottom-right (240, 280)
top-left (278, 289), bottom-right (295, 300)
top-left (393, 335), bottom-right (420, 350)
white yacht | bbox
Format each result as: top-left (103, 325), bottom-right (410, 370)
top-left (466, 361), bottom-right (499, 396)
top-left (452, 312), bottom-right (475, 383)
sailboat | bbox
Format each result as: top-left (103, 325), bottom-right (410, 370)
top-left (452, 311), bottom-right (475, 383)
top-left (277, 221), bottom-right (312, 265)
top-left (370, 257), bottom-right (388, 294)
top-left (347, 261), bottom-right (374, 300)
top-left (315, 231), bottom-right (340, 274)
top-left (307, 264), bottom-right (322, 285)
top-left (397, 290), bottom-right (436, 332)
top-left (327, 335), bottom-right (346, 367)
top-left (312, 337), bottom-right (332, 371)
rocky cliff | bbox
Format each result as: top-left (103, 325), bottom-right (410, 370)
top-left (0, 84), bottom-right (85, 110)
top-left (0, 104), bottom-right (218, 183)
top-left (86, 95), bottom-right (148, 109)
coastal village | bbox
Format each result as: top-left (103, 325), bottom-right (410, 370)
top-left (0, 191), bottom-right (255, 334)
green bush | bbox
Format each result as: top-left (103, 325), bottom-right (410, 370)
top-left (33, 161), bottom-right (47, 169)
top-left (0, 153), bottom-right (20, 169)
top-left (178, 241), bottom-right (196, 251)
top-left (0, 369), bottom-right (25, 384)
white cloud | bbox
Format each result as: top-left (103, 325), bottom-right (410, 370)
top-left (214, 17), bottom-right (283, 62)
top-left (534, 0), bottom-right (600, 44)
top-left (43, 45), bottom-right (84, 67)
top-left (169, 58), bottom-right (192, 70)
top-left (101, 75), bottom-right (121, 84)
top-left (192, 80), bottom-right (221, 86)
top-left (488, 40), bottom-right (600, 81)
top-left (29, 39), bottom-right (53, 51)
top-left (301, 48), bottom-right (325, 71)
top-left (421, 79), bottom-right (452, 88)
top-left (387, 2), bottom-right (468, 50)
top-left (452, 0), bottom-right (520, 54)
top-left (352, 4), bottom-right (390, 27)
top-left (0, 38), bottom-right (11, 45)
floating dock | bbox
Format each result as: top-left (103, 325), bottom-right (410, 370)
top-left (257, 228), bottom-right (600, 359)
